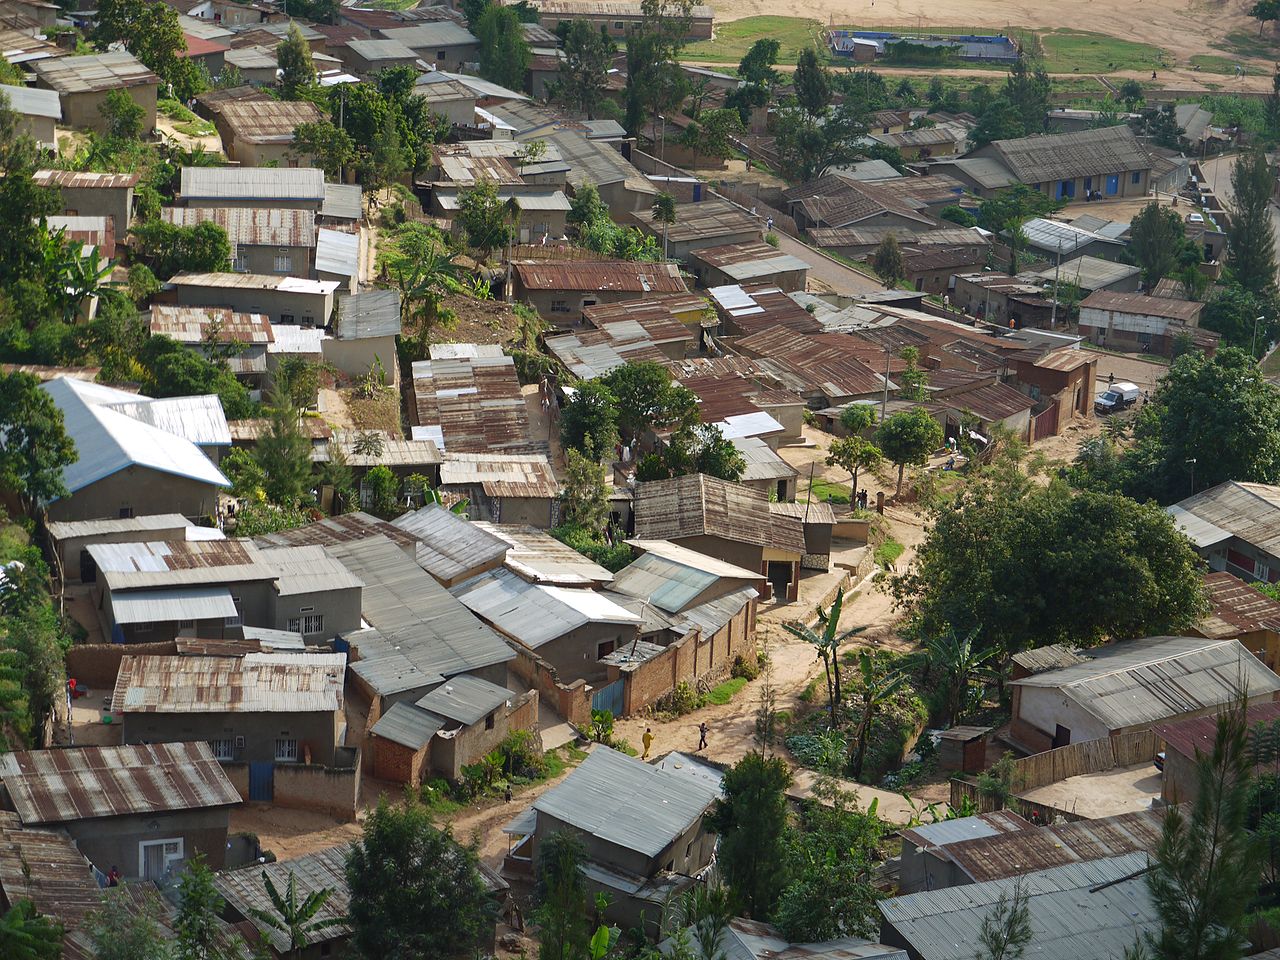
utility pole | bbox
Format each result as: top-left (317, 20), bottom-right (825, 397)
top-left (1187, 457), bottom-right (1197, 496)
top-left (1254, 314), bottom-right (1266, 357)
top-left (1049, 237), bottom-right (1063, 327)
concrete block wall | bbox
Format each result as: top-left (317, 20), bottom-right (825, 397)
top-left (66, 640), bottom-right (178, 689)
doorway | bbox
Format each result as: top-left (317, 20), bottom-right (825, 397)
top-left (1052, 724), bottom-right (1071, 749)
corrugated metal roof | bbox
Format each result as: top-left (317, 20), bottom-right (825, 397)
top-left (673, 586), bottom-right (758, 637)
top-left (1170, 481), bottom-right (1280, 553)
top-left (335, 289), bottom-right (401, 339)
top-left (942, 810), bottom-right (1163, 884)
top-left (162, 207), bottom-right (316, 249)
top-left (692, 241), bottom-right (811, 282)
top-left (610, 551), bottom-right (725, 614)
top-left (0, 742), bottom-right (241, 825)
top-left (531, 746), bottom-right (720, 858)
top-left (900, 811), bottom-right (1029, 852)
top-left (475, 521), bottom-right (612, 585)
top-left (451, 566), bottom-right (639, 647)
top-left (513, 259), bottom-right (686, 293)
top-left (768, 500), bottom-right (836, 525)
top-left (171, 272), bottom-right (338, 295)
top-left (347, 37), bottom-right (419, 60)
top-left (1020, 217), bottom-right (1123, 256)
top-left (103, 394), bottom-right (232, 447)
top-left (370, 701), bottom-right (444, 749)
top-left (411, 350), bottom-right (539, 454)
top-left (327, 430), bottom-right (441, 468)
top-left (215, 845), bottom-right (352, 952)
top-left (1160, 699), bottom-right (1280, 767)
top-left (991, 125), bottom-right (1151, 185)
top-left (440, 452), bottom-right (558, 499)
top-left (256, 511), bottom-right (419, 554)
top-left (322, 182), bottom-right (363, 221)
top-left (1023, 255), bottom-right (1139, 291)
top-left (33, 51), bottom-right (158, 93)
top-left (634, 198), bottom-right (758, 243)
top-left (732, 436), bottom-right (797, 483)
top-left (545, 330), bottom-right (670, 380)
top-left (315, 228), bottom-right (359, 277)
top-left (181, 166), bottom-right (326, 202)
top-left (878, 853), bottom-right (1156, 960)
top-left (634, 474), bottom-right (806, 555)
top-left (0, 82), bottom-right (59, 119)
top-left (416, 673), bottom-right (512, 725)
top-left (110, 585), bottom-right (238, 624)
top-left (392, 504), bottom-right (509, 584)
top-left (41, 378), bottom-right (229, 499)
top-left (1080, 289), bottom-right (1202, 323)
top-left (1010, 643), bottom-right (1086, 675)
top-left (46, 514), bottom-right (192, 540)
top-left (149, 304), bottom-right (274, 344)
top-left (1198, 570), bottom-right (1280, 639)
top-left (113, 652), bottom-right (346, 713)
top-left (531, 0), bottom-right (712, 17)
top-left (268, 324), bottom-right (325, 355)
top-left (417, 68), bottom-right (528, 101)
top-left (327, 534), bottom-right (515, 681)
top-left (1012, 635), bottom-right (1280, 729)
top-left (379, 21), bottom-right (477, 49)
top-left (0, 813), bottom-right (102, 934)
top-left (681, 918), bottom-right (906, 960)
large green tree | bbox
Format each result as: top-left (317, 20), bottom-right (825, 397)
top-left (1001, 56), bottom-right (1051, 134)
top-left (550, 20), bottom-right (616, 118)
top-left (0, 372), bottom-right (76, 514)
top-left (875, 408), bottom-right (942, 495)
top-left (130, 221), bottom-right (231, 280)
top-left (0, 99), bottom-right (61, 318)
top-left (1228, 149), bottom-right (1277, 294)
top-left (705, 753), bottom-right (792, 919)
top-left (277, 21), bottom-right (317, 100)
top-left (0, 900), bottom-right (62, 960)
top-left (254, 384), bottom-right (313, 508)
top-left (891, 481), bottom-right (1209, 663)
top-left (475, 3), bottom-right (531, 91)
top-left (559, 380), bottom-right (620, 456)
top-left (345, 799), bottom-right (493, 960)
top-left (600, 361), bottom-right (697, 440)
top-left (534, 830), bottom-right (591, 960)
top-left (1200, 283), bottom-right (1280, 355)
top-left (793, 47), bottom-right (831, 118)
top-left (457, 179), bottom-right (517, 262)
top-left (623, 0), bottom-right (693, 136)
top-left (1130, 201), bottom-right (1190, 290)
top-left (978, 185), bottom-right (1064, 273)
top-left (1127, 347), bottom-right (1280, 501)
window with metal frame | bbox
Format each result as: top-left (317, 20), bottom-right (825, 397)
top-left (209, 738), bottom-right (235, 761)
top-left (274, 738), bottom-right (299, 762)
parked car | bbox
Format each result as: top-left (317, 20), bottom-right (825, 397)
top-left (1095, 381), bottom-right (1141, 414)
top-left (1187, 212), bottom-right (1205, 224)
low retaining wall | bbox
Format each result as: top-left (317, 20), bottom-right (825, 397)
top-left (224, 751), bottom-right (361, 821)
top-left (508, 644), bottom-right (592, 727)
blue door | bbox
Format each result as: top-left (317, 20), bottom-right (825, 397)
top-left (1106, 174), bottom-right (1120, 196)
top-left (592, 679), bottom-right (625, 717)
top-left (249, 763), bottom-right (274, 802)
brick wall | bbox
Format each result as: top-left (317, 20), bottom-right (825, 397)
top-left (371, 738), bottom-right (426, 786)
top-left (274, 753), bottom-right (361, 821)
top-left (508, 644), bottom-right (592, 727)
top-left (431, 690), bottom-right (540, 780)
top-left (67, 640), bottom-right (178, 689)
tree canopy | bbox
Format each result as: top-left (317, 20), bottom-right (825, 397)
top-left (0, 372), bottom-right (76, 513)
top-left (475, 3), bottom-right (531, 91)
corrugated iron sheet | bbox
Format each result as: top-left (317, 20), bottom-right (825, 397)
top-left (149, 305), bottom-right (275, 343)
top-left (513, 259), bottom-right (686, 294)
top-left (411, 351), bottom-right (539, 455)
top-left (33, 51), bottom-right (158, 93)
top-left (0, 743), bottom-right (241, 825)
top-left (531, 746), bottom-right (720, 859)
top-left (180, 167), bottom-right (326, 202)
top-left (162, 207), bottom-right (316, 249)
top-left (416, 673), bottom-right (512, 726)
top-left (113, 652), bottom-right (346, 713)
top-left (215, 845), bottom-right (352, 952)
top-left (440, 452), bottom-right (558, 499)
top-left (370, 701), bottom-right (444, 750)
top-left (391, 503), bottom-right (509, 584)
top-left (634, 474), bottom-right (806, 555)
top-left (474, 522), bottom-right (612, 585)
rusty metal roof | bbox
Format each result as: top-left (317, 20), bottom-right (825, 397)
top-left (162, 206), bottom-right (317, 249)
top-left (215, 845), bottom-right (353, 952)
top-left (440, 452), bottom-right (558, 499)
top-left (634, 474), bottom-right (805, 555)
top-left (1198, 570), bottom-right (1280, 639)
top-left (691, 241), bottom-right (811, 282)
top-left (217, 99), bottom-right (325, 144)
top-left (148, 305), bottom-right (274, 344)
top-left (410, 350), bottom-right (540, 455)
top-left (229, 416), bottom-right (332, 441)
top-left (512, 259), bottom-right (687, 294)
top-left (0, 743), bottom-right (241, 825)
top-left (1156, 699), bottom-right (1280, 762)
top-left (0, 813), bottom-right (102, 930)
top-left (545, 330), bottom-right (670, 380)
top-left (941, 810), bottom-right (1164, 884)
top-left (1080, 289), bottom-right (1203, 323)
top-left (113, 652), bottom-right (346, 714)
top-left (633, 198), bottom-right (759, 243)
top-left (34, 169), bottom-right (140, 189)
top-left (475, 521), bottom-right (614, 585)
top-left (924, 381), bottom-right (1035, 423)
top-left (583, 295), bottom-right (702, 349)
top-left (1023, 346), bottom-right (1094, 373)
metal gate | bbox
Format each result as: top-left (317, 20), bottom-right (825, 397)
top-left (248, 762), bottom-right (274, 802)
top-left (1032, 401), bottom-right (1060, 442)
top-left (591, 679), bottom-right (625, 717)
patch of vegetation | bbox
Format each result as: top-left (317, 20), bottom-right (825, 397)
top-left (1035, 28), bottom-right (1167, 74)
top-left (1190, 54), bottom-right (1246, 74)
top-left (174, 120), bottom-right (216, 137)
top-left (1201, 93), bottom-right (1269, 134)
top-left (808, 478), bottom-right (852, 504)
top-left (683, 16), bottom-right (827, 65)
top-left (1213, 28), bottom-right (1280, 62)
top-left (157, 97), bottom-right (198, 122)
top-left (706, 676), bottom-right (749, 705)
top-left (873, 539), bottom-right (905, 570)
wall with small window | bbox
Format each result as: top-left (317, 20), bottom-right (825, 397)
top-left (63, 805), bottom-right (231, 883)
top-left (269, 583), bottom-right (363, 643)
top-left (118, 708), bottom-right (344, 766)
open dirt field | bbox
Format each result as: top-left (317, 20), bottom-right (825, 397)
top-left (707, 0), bottom-right (1275, 72)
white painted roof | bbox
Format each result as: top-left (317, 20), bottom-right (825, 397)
top-left (315, 228), bottom-right (359, 278)
top-left (41, 378), bottom-right (229, 498)
top-left (718, 411), bottom-right (784, 439)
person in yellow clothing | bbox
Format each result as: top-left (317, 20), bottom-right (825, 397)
top-left (642, 727), bottom-right (654, 759)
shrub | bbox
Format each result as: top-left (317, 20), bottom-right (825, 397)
top-left (497, 729), bottom-right (546, 779)
top-left (657, 680), bottom-right (703, 716)
top-left (731, 652), bottom-right (761, 681)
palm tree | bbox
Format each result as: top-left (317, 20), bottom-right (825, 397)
top-left (651, 192), bottom-right (677, 259)
top-left (246, 870), bottom-right (345, 957)
top-left (927, 627), bottom-right (995, 727)
top-left (849, 651), bottom-right (908, 779)
top-left (391, 244), bottom-right (466, 349)
top-left (0, 900), bottom-right (62, 960)
top-left (782, 588), bottom-right (865, 729)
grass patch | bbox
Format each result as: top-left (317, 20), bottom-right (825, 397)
top-left (175, 120), bottom-right (216, 137)
top-left (1190, 54), bottom-right (1247, 75)
top-left (1262, 348), bottom-right (1280, 377)
top-left (1213, 28), bottom-right (1280, 62)
top-left (705, 677), bottom-right (749, 705)
top-left (158, 97), bottom-right (199, 122)
top-left (808, 478), bottom-right (852, 504)
top-left (799, 678), bottom-right (818, 703)
top-left (1036, 29), bottom-right (1167, 73)
top-left (874, 539), bottom-right (905, 570)
top-left (684, 16), bottom-right (827, 65)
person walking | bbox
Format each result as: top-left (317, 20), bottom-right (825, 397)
top-left (642, 726), bottom-right (654, 759)
top-left (697, 721), bottom-right (708, 751)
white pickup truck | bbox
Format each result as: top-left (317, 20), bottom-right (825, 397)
top-left (1094, 381), bottom-right (1141, 414)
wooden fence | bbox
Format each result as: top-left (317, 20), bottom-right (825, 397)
top-left (949, 730), bottom-right (1159, 814)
